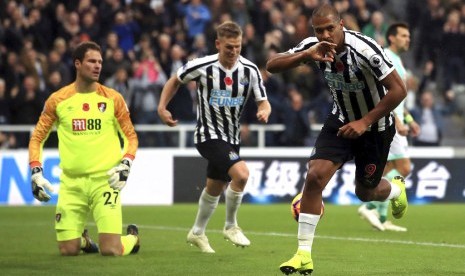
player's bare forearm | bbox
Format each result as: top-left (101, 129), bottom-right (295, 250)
top-left (256, 100), bottom-right (271, 123)
top-left (266, 52), bottom-right (306, 73)
top-left (157, 76), bottom-right (181, 127)
top-left (266, 42), bottom-right (336, 73)
top-left (362, 71), bottom-right (407, 127)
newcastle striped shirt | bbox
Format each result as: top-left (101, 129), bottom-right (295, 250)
top-left (287, 29), bottom-right (395, 131)
top-left (176, 53), bottom-right (267, 144)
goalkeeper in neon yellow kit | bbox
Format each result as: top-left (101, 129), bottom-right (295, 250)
top-left (29, 41), bottom-right (139, 256)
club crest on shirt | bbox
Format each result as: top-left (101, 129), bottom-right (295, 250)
top-left (98, 102), bottom-right (107, 112)
top-left (56, 213), bottom-right (61, 222)
top-left (83, 103), bottom-right (90, 111)
top-left (239, 76), bottom-right (249, 86)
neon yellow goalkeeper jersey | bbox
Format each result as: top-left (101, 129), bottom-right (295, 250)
top-left (29, 83), bottom-right (138, 176)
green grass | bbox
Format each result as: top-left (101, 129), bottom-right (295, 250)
top-left (1, 204), bottom-right (464, 276)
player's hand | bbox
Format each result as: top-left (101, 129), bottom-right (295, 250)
top-left (307, 41), bottom-right (337, 62)
top-left (31, 167), bottom-right (54, 202)
top-left (396, 124), bottom-right (409, 136)
top-left (337, 120), bottom-right (368, 139)
top-left (256, 109), bottom-right (270, 124)
top-left (158, 109), bottom-right (178, 127)
top-left (107, 158), bottom-right (132, 191)
top-left (408, 121), bottom-right (421, 137)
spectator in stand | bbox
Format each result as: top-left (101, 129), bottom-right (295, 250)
top-left (410, 90), bottom-right (448, 147)
top-left (102, 32), bottom-right (120, 61)
top-left (105, 67), bottom-right (138, 114)
top-left (57, 11), bottom-right (81, 42)
top-left (362, 11), bottom-right (389, 47)
top-left (282, 86), bottom-right (312, 147)
top-left (0, 78), bottom-right (16, 148)
top-left (177, 0), bottom-right (212, 44)
top-left (189, 33), bottom-right (210, 59)
top-left (112, 11), bottom-right (140, 57)
top-left (100, 47), bottom-right (132, 83)
top-left (47, 49), bottom-right (72, 86)
top-left (156, 33), bottom-right (173, 77)
top-left (10, 75), bottom-right (45, 147)
top-left (2, 51), bottom-right (25, 94)
top-left (20, 47), bottom-right (48, 93)
top-left (414, 0), bottom-right (445, 67)
top-left (80, 11), bottom-right (101, 42)
top-left (23, 7), bottom-right (52, 53)
top-left (348, 0), bottom-right (379, 30)
top-left (440, 8), bottom-right (465, 92)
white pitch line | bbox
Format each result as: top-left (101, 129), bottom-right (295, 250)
top-left (132, 224), bottom-right (465, 249)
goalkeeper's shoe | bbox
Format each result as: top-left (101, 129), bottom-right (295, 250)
top-left (223, 226), bottom-right (250, 247)
top-left (390, 176), bottom-right (408, 219)
top-left (187, 229), bottom-right (215, 253)
top-left (383, 221), bottom-right (407, 232)
top-left (280, 249), bottom-right (313, 275)
top-left (358, 204), bottom-right (385, 231)
top-left (126, 224), bottom-right (140, 254)
top-left (81, 229), bottom-right (99, 253)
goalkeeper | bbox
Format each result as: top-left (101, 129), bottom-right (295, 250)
top-left (28, 41), bottom-right (140, 256)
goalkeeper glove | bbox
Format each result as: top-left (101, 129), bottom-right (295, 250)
top-left (107, 158), bottom-right (132, 191)
top-left (31, 167), bottom-right (54, 202)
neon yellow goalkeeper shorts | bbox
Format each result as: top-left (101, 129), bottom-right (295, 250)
top-left (55, 173), bottom-right (122, 241)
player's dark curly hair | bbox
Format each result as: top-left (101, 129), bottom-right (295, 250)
top-left (72, 41), bottom-right (101, 63)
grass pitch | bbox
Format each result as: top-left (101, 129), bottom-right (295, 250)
top-left (0, 203), bottom-right (464, 276)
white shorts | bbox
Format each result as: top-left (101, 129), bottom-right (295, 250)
top-left (388, 132), bottom-right (409, 161)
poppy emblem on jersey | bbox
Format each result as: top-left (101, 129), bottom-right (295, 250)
top-left (228, 151), bottom-right (239, 161)
top-left (239, 76), bottom-right (249, 86)
top-left (56, 213), bottom-right (61, 222)
top-left (364, 164), bottom-right (376, 177)
top-left (83, 103), bottom-right (90, 111)
top-left (369, 54), bottom-right (382, 68)
top-left (224, 76), bottom-right (233, 86)
top-left (336, 61), bottom-right (345, 72)
top-left (98, 102), bottom-right (106, 113)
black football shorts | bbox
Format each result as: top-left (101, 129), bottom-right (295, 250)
top-left (195, 139), bottom-right (241, 182)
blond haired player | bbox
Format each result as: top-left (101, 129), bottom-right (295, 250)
top-left (29, 41), bottom-right (140, 256)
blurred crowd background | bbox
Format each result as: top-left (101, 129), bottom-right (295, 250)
top-left (0, 0), bottom-right (464, 148)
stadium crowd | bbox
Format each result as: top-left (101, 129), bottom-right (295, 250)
top-left (0, 0), bottom-right (464, 148)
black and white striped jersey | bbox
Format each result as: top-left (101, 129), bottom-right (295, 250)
top-left (177, 53), bottom-right (267, 144)
top-left (287, 30), bottom-right (395, 131)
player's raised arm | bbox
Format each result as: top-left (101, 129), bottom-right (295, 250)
top-left (266, 41), bottom-right (336, 73)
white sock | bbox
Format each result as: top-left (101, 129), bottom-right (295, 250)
top-left (298, 213), bottom-right (320, 253)
top-left (192, 189), bottom-right (220, 235)
top-left (387, 178), bottom-right (401, 200)
top-left (224, 185), bottom-right (243, 230)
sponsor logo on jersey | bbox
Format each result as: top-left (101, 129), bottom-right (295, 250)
top-left (72, 119), bottom-right (87, 131)
top-left (209, 89), bottom-right (244, 107)
top-left (98, 102), bottom-right (106, 112)
top-left (229, 151), bottom-right (239, 161)
top-left (83, 103), bottom-right (90, 111)
top-left (324, 72), bottom-right (366, 91)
